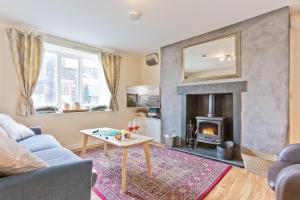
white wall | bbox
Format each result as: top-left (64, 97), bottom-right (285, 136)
top-left (0, 19), bottom-right (142, 148)
top-left (289, 12), bottom-right (300, 143)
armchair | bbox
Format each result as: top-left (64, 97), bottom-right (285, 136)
top-left (268, 144), bottom-right (300, 200)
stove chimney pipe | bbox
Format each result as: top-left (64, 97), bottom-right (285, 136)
top-left (208, 94), bottom-right (216, 117)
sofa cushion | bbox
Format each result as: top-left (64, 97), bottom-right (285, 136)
top-left (268, 161), bottom-right (292, 190)
top-left (0, 113), bottom-right (35, 141)
top-left (18, 134), bottom-right (61, 153)
top-left (0, 130), bottom-right (47, 176)
top-left (33, 147), bottom-right (81, 166)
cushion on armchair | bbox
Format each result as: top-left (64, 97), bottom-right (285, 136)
top-left (0, 113), bottom-right (34, 141)
top-left (0, 130), bottom-right (48, 176)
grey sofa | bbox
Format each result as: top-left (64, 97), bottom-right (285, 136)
top-left (0, 127), bottom-right (97, 200)
top-left (268, 143), bottom-right (300, 200)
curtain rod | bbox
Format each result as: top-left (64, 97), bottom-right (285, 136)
top-left (43, 34), bottom-right (118, 55)
top-left (43, 34), bottom-right (100, 54)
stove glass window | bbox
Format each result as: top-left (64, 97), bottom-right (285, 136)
top-left (199, 122), bottom-right (218, 135)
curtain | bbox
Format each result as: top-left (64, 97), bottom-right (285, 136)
top-left (100, 51), bottom-right (121, 111)
top-left (6, 28), bottom-right (44, 116)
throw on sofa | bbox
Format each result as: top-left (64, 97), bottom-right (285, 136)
top-left (0, 121), bottom-right (97, 200)
top-left (268, 143), bottom-right (300, 200)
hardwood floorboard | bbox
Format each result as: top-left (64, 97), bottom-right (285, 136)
top-left (91, 166), bottom-right (274, 200)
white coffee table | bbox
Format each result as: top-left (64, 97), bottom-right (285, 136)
top-left (80, 128), bottom-right (153, 192)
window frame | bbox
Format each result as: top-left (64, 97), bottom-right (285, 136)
top-left (33, 38), bottom-right (110, 111)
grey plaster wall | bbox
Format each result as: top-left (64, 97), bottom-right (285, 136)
top-left (160, 7), bottom-right (289, 154)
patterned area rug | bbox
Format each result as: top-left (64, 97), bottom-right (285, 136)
top-left (83, 145), bottom-right (231, 200)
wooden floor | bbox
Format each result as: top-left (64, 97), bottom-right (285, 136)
top-left (91, 166), bottom-right (274, 200)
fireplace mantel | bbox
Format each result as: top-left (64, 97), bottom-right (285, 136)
top-left (177, 81), bottom-right (247, 95)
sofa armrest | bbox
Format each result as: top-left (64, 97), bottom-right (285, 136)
top-left (0, 160), bottom-right (93, 200)
top-left (278, 144), bottom-right (300, 164)
top-left (29, 126), bottom-right (42, 135)
top-left (275, 164), bottom-right (300, 200)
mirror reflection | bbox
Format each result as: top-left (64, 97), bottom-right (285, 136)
top-left (182, 33), bottom-right (240, 82)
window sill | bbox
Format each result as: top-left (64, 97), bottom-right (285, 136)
top-left (33, 109), bottom-right (112, 116)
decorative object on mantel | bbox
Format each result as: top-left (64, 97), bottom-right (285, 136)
top-left (146, 53), bottom-right (159, 66)
top-left (182, 32), bottom-right (241, 82)
top-left (241, 147), bottom-right (277, 177)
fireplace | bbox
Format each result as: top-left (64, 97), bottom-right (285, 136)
top-left (194, 94), bottom-right (225, 144)
top-left (174, 81), bottom-right (246, 167)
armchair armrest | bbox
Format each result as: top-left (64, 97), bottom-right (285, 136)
top-left (0, 160), bottom-right (93, 200)
top-left (275, 164), bottom-right (300, 200)
top-left (278, 143), bottom-right (300, 164)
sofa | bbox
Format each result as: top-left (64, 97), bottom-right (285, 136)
top-left (268, 143), bottom-right (300, 200)
top-left (0, 126), bottom-right (97, 200)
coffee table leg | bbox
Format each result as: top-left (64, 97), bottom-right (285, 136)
top-left (144, 143), bottom-right (152, 177)
top-left (104, 142), bottom-right (108, 156)
top-left (82, 135), bottom-right (89, 156)
top-left (122, 147), bottom-right (127, 193)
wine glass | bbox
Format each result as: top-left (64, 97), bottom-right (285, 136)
top-left (128, 121), bottom-right (134, 132)
top-left (134, 120), bottom-right (140, 131)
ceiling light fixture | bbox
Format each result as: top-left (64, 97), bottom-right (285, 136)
top-left (129, 10), bottom-right (142, 20)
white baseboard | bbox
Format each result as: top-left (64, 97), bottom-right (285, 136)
top-left (64, 140), bottom-right (104, 151)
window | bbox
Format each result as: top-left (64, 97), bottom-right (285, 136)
top-left (32, 42), bottom-right (111, 111)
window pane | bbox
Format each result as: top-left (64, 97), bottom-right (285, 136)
top-left (60, 57), bottom-right (79, 104)
top-left (32, 52), bottom-right (57, 107)
top-left (81, 58), bottom-right (100, 105)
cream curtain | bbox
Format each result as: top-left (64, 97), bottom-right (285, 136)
top-left (7, 28), bottom-right (44, 116)
top-left (100, 51), bottom-right (121, 111)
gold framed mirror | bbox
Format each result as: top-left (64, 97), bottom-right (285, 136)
top-left (182, 32), bottom-right (241, 82)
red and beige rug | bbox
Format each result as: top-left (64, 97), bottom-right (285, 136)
top-left (83, 145), bottom-right (231, 200)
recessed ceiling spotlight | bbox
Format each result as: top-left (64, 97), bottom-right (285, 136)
top-left (129, 10), bottom-right (142, 20)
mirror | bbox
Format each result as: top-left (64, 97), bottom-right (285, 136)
top-left (182, 32), bottom-right (241, 82)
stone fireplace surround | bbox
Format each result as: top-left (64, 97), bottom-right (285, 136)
top-left (160, 7), bottom-right (289, 161)
top-left (175, 81), bottom-right (247, 166)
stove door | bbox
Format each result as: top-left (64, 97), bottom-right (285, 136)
top-left (196, 120), bottom-right (223, 144)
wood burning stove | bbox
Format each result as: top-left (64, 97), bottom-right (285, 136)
top-left (195, 94), bottom-right (225, 144)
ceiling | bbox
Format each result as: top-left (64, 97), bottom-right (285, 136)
top-left (0, 0), bottom-right (298, 55)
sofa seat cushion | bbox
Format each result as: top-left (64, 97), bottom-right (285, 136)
top-left (18, 134), bottom-right (61, 153)
top-left (33, 147), bottom-right (81, 166)
top-left (268, 161), bottom-right (292, 190)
